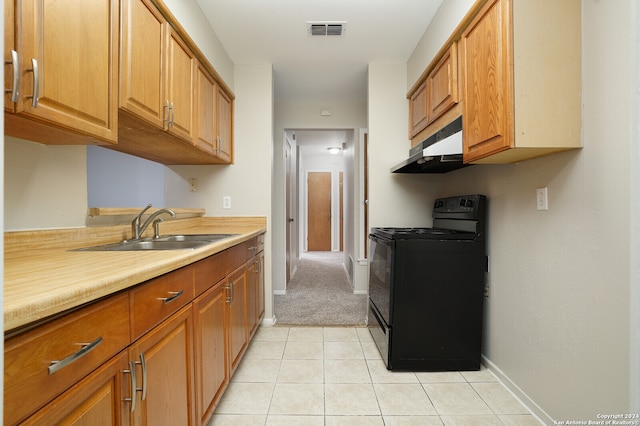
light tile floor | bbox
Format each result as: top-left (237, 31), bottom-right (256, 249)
top-left (210, 326), bottom-right (542, 426)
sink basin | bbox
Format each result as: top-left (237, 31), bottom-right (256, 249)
top-left (75, 234), bottom-right (236, 251)
top-left (155, 234), bottom-right (235, 243)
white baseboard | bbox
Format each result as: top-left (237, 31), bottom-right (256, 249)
top-left (354, 290), bottom-right (368, 295)
top-left (482, 355), bottom-right (553, 425)
top-left (260, 315), bottom-right (277, 326)
top-left (273, 290), bottom-right (286, 295)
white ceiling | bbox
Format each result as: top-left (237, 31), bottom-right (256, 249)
top-left (194, 0), bottom-right (444, 103)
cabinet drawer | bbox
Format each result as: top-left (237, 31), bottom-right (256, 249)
top-left (194, 251), bottom-right (227, 296)
top-left (256, 233), bottom-right (265, 253)
top-left (4, 292), bottom-right (130, 426)
top-left (130, 266), bottom-right (195, 341)
top-left (227, 240), bottom-right (252, 272)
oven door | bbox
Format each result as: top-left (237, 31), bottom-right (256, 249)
top-left (368, 233), bottom-right (393, 325)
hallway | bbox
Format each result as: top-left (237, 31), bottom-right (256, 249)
top-left (274, 252), bottom-right (367, 325)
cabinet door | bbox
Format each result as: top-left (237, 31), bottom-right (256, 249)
top-left (256, 251), bottom-right (265, 323)
top-left (195, 63), bottom-right (217, 155)
top-left (15, 0), bottom-right (118, 142)
top-left (247, 258), bottom-right (258, 337)
top-left (129, 305), bottom-right (195, 426)
top-left (21, 351), bottom-right (130, 426)
top-left (427, 42), bottom-right (459, 123)
top-left (216, 87), bottom-right (233, 163)
top-left (409, 81), bottom-right (428, 138)
top-left (120, 0), bottom-right (166, 128)
top-left (193, 281), bottom-right (229, 425)
top-left (228, 266), bottom-right (247, 373)
top-left (461, 0), bottom-right (513, 162)
top-left (4, 0), bottom-right (15, 112)
top-left (166, 27), bottom-right (196, 142)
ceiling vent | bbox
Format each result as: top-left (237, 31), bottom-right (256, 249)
top-left (307, 21), bottom-right (346, 37)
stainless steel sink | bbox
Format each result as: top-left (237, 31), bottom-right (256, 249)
top-left (155, 234), bottom-right (235, 243)
top-left (74, 234), bottom-right (236, 251)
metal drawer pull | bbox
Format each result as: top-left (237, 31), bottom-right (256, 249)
top-left (5, 50), bottom-right (19, 102)
top-left (26, 58), bottom-right (38, 107)
top-left (48, 336), bottom-right (103, 375)
top-left (123, 360), bottom-right (137, 412)
top-left (159, 289), bottom-right (184, 304)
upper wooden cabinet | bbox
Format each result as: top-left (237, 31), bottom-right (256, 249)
top-left (119, 0), bottom-right (166, 128)
top-left (4, 0), bottom-right (234, 165)
top-left (115, 0), bottom-right (234, 164)
top-left (427, 42), bottom-right (459, 124)
top-left (216, 86), bottom-right (234, 163)
top-left (120, 0), bottom-right (196, 144)
top-left (4, 0), bottom-right (119, 144)
top-left (408, 81), bottom-right (428, 138)
top-left (195, 63), bottom-right (233, 164)
top-left (408, 43), bottom-right (460, 143)
top-left (460, 0), bottom-right (581, 163)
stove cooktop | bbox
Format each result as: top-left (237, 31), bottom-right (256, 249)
top-left (371, 227), bottom-right (478, 240)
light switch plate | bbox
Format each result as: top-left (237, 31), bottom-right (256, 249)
top-left (536, 187), bottom-right (548, 210)
top-left (223, 196), bottom-right (231, 209)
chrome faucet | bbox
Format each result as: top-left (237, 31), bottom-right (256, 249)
top-left (131, 204), bottom-right (176, 239)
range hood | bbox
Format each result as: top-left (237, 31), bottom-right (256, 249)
top-left (391, 116), bottom-right (469, 174)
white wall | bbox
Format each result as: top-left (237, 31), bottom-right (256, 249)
top-left (406, 0), bottom-right (634, 421)
top-left (4, 137), bottom-right (87, 230)
top-left (367, 62), bottom-right (443, 230)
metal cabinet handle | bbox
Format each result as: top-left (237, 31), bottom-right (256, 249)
top-left (164, 100), bottom-right (171, 127)
top-left (5, 50), bottom-right (19, 102)
top-left (123, 360), bottom-right (137, 412)
top-left (226, 281), bottom-right (235, 303)
top-left (215, 136), bottom-right (220, 154)
top-left (26, 58), bottom-right (38, 107)
top-left (159, 289), bottom-right (184, 304)
top-left (48, 336), bottom-right (102, 375)
top-left (225, 282), bottom-right (232, 303)
top-left (170, 101), bottom-right (175, 127)
top-left (137, 353), bottom-right (147, 401)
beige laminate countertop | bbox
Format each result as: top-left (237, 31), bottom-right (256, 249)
top-left (4, 216), bottom-right (266, 333)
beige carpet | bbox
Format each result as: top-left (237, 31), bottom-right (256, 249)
top-left (274, 251), bottom-right (368, 326)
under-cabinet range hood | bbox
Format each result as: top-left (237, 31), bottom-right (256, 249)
top-left (391, 116), bottom-right (470, 174)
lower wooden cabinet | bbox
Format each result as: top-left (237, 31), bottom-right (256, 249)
top-left (129, 304), bottom-right (195, 426)
top-left (193, 280), bottom-right (229, 424)
top-left (4, 233), bottom-right (265, 426)
top-left (228, 265), bottom-right (248, 374)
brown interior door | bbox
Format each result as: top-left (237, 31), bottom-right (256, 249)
top-left (307, 172), bottom-right (331, 251)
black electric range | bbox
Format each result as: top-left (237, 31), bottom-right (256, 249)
top-left (368, 194), bottom-right (487, 371)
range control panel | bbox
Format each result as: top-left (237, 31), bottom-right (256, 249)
top-left (433, 194), bottom-right (487, 220)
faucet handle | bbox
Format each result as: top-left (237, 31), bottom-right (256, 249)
top-left (136, 204), bottom-right (153, 220)
top-left (153, 218), bottom-right (165, 239)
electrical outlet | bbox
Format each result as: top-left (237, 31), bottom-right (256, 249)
top-left (188, 178), bottom-right (198, 192)
top-left (223, 196), bottom-right (231, 209)
top-left (536, 187), bottom-right (548, 210)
